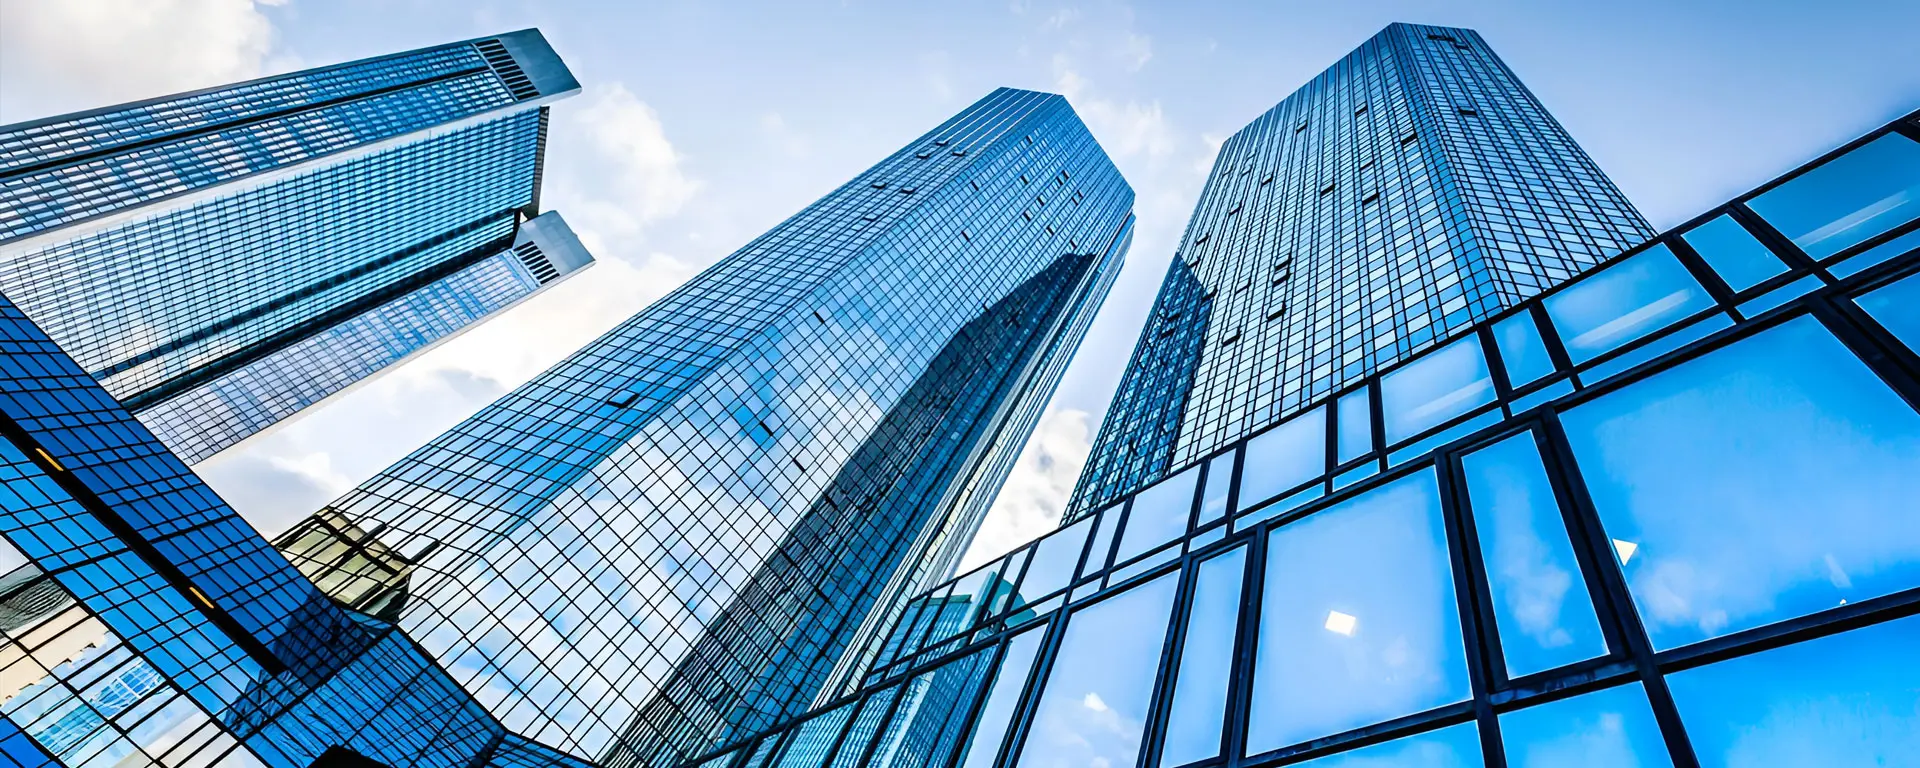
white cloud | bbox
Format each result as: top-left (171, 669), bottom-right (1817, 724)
top-left (759, 112), bottom-right (812, 159)
top-left (0, 0), bottom-right (280, 121)
top-left (1044, 8), bottom-right (1082, 30)
top-left (960, 408), bottom-right (1093, 569)
top-left (1120, 32), bottom-right (1153, 72)
top-left (543, 83), bottom-right (701, 263)
top-left (1052, 54), bottom-right (1178, 161)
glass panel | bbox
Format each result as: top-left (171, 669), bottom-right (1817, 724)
top-left (1562, 316), bottom-right (1920, 650)
top-left (1493, 313), bottom-right (1556, 389)
top-left (1461, 433), bottom-right (1607, 679)
top-left (1380, 335), bottom-right (1495, 444)
top-left (1237, 406), bottom-right (1326, 511)
top-left (871, 649), bottom-right (996, 768)
top-left (1290, 723), bottom-right (1482, 768)
top-left (1014, 572), bottom-right (1181, 768)
top-left (1829, 225), bottom-right (1920, 278)
top-left (1337, 386), bottom-right (1373, 463)
top-left (777, 703), bottom-right (855, 768)
top-left (1499, 683), bottom-right (1670, 768)
top-left (1747, 133), bottom-right (1920, 259)
top-left (1116, 467), bottom-right (1199, 564)
top-left (1196, 452), bottom-right (1234, 525)
top-left (1082, 505), bottom-right (1120, 576)
top-left (1245, 470), bottom-right (1470, 754)
top-left (1680, 215), bottom-right (1788, 292)
top-left (1161, 548), bottom-right (1247, 768)
top-left (1012, 517), bottom-right (1093, 606)
top-left (1666, 612), bottom-right (1920, 768)
top-left (1544, 244), bottom-right (1716, 365)
top-left (955, 629), bottom-right (1045, 768)
top-left (1855, 270), bottom-right (1920, 350)
top-left (831, 686), bottom-right (901, 768)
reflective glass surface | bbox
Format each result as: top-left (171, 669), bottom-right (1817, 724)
top-left (1014, 573), bottom-right (1179, 768)
top-left (1337, 387), bottom-right (1373, 463)
top-left (957, 630), bottom-right (1044, 768)
top-left (1116, 467), bottom-right (1198, 563)
top-left (1197, 453), bottom-right (1234, 525)
top-left (1246, 471), bottom-right (1469, 753)
top-left (1666, 613), bottom-right (1920, 767)
top-left (1543, 244), bottom-right (1716, 364)
top-left (1237, 406), bottom-right (1326, 511)
top-left (1460, 433), bottom-right (1607, 678)
top-left (1159, 548), bottom-right (1246, 767)
top-left (1380, 336), bottom-right (1494, 444)
top-left (1563, 316), bottom-right (1920, 649)
top-left (1854, 270), bottom-right (1920, 349)
top-left (776, 704), bottom-right (855, 768)
top-left (1492, 313), bottom-right (1555, 389)
top-left (1680, 215), bottom-right (1787, 292)
top-left (1499, 683), bottom-right (1670, 768)
top-left (1747, 133), bottom-right (1920, 259)
top-left (868, 650), bottom-right (996, 768)
top-left (1014, 518), bottom-right (1093, 604)
top-left (1290, 723), bottom-right (1482, 768)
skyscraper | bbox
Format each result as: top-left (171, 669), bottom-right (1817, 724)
top-left (1070, 23), bottom-right (1651, 513)
top-left (282, 87), bottom-right (1135, 764)
top-left (0, 30), bottom-right (590, 464)
top-left (673, 27), bottom-right (1920, 768)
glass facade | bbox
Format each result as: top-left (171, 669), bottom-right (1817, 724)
top-left (1071, 23), bottom-right (1654, 514)
top-left (681, 97), bottom-right (1920, 768)
top-left (0, 30), bottom-right (586, 465)
top-left (281, 88), bottom-right (1135, 765)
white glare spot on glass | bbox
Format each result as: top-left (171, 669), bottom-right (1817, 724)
top-left (1543, 244), bottom-right (1714, 364)
top-left (1324, 610), bottom-right (1358, 636)
top-left (1612, 539), bottom-right (1638, 565)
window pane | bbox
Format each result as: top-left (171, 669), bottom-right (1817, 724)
top-left (870, 649), bottom-right (996, 768)
top-left (778, 703), bottom-right (855, 768)
top-left (1666, 613), bottom-right (1920, 768)
top-left (832, 686), bottom-right (901, 768)
top-left (1493, 313), bottom-right (1555, 389)
top-left (1747, 133), bottom-right (1920, 259)
top-left (1083, 505), bottom-right (1120, 575)
top-left (1380, 335), bottom-right (1494, 444)
top-left (1561, 316), bottom-right (1920, 650)
top-left (1855, 270), bottom-right (1920, 350)
top-left (1238, 406), bottom-right (1326, 511)
top-left (1160, 548), bottom-right (1247, 767)
top-left (1543, 244), bottom-right (1716, 365)
top-left (1246, 470), bottom-right (1470, 753)
top-left (1290, 723), bottom-right (1482, 768)
top-left (1499, 683), bottom-right (1671, 768)
top-left (1680, 215), bottom-right (1788, 292)
top-left (955, 629), bottom-right (1045, 768)
top-left (1197, 452), bottom-right (1233, 525)
top-left (1116, 466), bottom-right (1198, 563)
top-left (1013, 517), bottom-right (1093, 606)
top-left (1014, 572), bottom-right (1180, 768)
top-left (1337, 386), bottom-right (1372, 463)
top-left (1461, 433), bottom-right (1607, 678)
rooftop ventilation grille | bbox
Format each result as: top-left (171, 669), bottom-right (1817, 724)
top-left (513, 241), bottom-right (561, 283)
top-left (475, 39), bottom-right (540, 100)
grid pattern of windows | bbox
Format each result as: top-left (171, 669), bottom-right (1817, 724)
top-left (283, 88), bottom-right (1134, 763)
top-left (1072, 24), bottom-right (1653, 514)
top-left (686, 110), bottom-right (1920, 768)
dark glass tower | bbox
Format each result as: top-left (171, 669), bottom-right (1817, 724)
top-left (282, 88), bottom-right (1135, 763)
top-left (0, 30), bottom-right (591, 464)
top-left (1070, 23), bottom-right (1652, 513)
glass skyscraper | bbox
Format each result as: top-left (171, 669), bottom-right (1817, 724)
top-left (281, 87), bottom-right (1135, 765)
top-left (677, 24), bottom-right (1920, 768)
top-left (0, 30), bottom-right (590, 464)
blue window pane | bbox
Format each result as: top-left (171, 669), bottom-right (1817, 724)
top-left (777, 703), bottom-right (854, 768)
top-left (1246, 470), bottom-right (1470, 754)
top-left (1492, 313), bottom-right (1555, 389)
top-left (1197, 452), bottom-right (1234, 526)
top-left (1014, 572), bottom-right (1180, 768)
top-left (1460, 433), bottom-right (1607, 678)
top-left (1680, 215), bottom-right (1788, 292)
top-left (1337, 386), bottom-right (1373, 463)
top-left (1380, 335), bottom-right (1494, 444)
top-left (1290, 723), bottom-right (1482, 768)
top-left (956, 629), bottom-right (1045, 768)
top-left (1543, 244), bottom-right (1716, 365)
top-left (1116, 467), bottom-right (1198, 563)
top-left (1747, 133), bottom-right (1920, 259)
top-left (1237, 406), bottom-right (1326, 512)
top-left (1159, 548), bottom-right (1247, 767)
top-left (1666, 613), bottom-right (1920, 768)
top-left (1498, 683), bottom-right (1671, 768)
top-left (832, 686), bottom-right (900, 768)
top-left (870, 649), bottom-right (996, 768)
top-left (1562, 316), bottom-right (1920, 650)
top-left (1013, 517), bottom-right (1093, 607)
top-left (1855, 270), bottom-right (1920, 351)
top-left (1083, 505), bottom-right (1120, 575)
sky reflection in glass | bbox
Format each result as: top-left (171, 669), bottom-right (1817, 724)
top-left (1337, 386), bottom-right (1373, 463)
top-left (1014, 572), bottom-right (1179, 768)
top-left (1246, 470), bottom-right (1469, 754)
top-left (1461, 432), bottom-right (1607, 678)
top-left (1197, 452), bottom-right (1233, 525)
top-left (1746, 133), bottom-right (1920, 259)
top-left (1543, 244), bottom-right (1715, 365)
top-left (1680, 215), bottom-right (1787, 292)
top-left (1562, 316), bottom-right (1920, 649)
top-left (1159, 548), bottom-right (1246, 768)
top-left (1116, 467), bottom-right (1197, 563)
top-left (1237, 406), bottom-right (1325, 511)
top-left (1854, 270), bottom-right (1920, 351)
top-left (1498, 683), bottom-right (1671, 768)
top-left (957, 629), bottom-right (1044, 768)
top-left (1380, 335), bottom-right (1495, 444)
top-left (1014, 518), bottom-right (1093, 605)
top-left (1492, 313), bottom-right (1555, 390)
top-left (1289, 723), bottom-right (1481, 768)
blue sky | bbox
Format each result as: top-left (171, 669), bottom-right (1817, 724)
top-left (2, 0), bottom-right (1917, 561)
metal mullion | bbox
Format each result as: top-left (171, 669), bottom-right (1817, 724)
top-left (1432, 439), bottom-right (1505, 767)
top-left (1894, 121), bottom-right (1920, 143)
top-left (1654, 584), bottom-right (1920, 676)
top-left (1661, 234), bottom-right (1744, 316)
top-left (1221, 523), bottom-right (1265, 768)
top-left (1808, 295), bottom-right (1920, 415)
top-left (1139, 549), bottom-right (1206, 768)
top-left (1475, 326), bottom-right (1514, 402)
top-left (991, 616), bottom-right (1072, 768)
top-left (1523, 425), bottom-right (1636, 669)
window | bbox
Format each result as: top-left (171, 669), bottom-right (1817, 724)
top-left (1237, 406), bottom-right (1327, 512)
top-left (1160, 548), bottom-right (1246, 767)
top-left (1380, 335), bottom-right (1494, 444)
top-left (869, 650), bottom-right (995, 768)
top-left (1543, 244), bottom-right (1715, 364)
top-left (956, 629), bottom-right (1044, 768)
top-left (1561, 317), bottom-right (1920, 650)
top-left (1246, 471), bottom-right (1470, 753)
top-left (1013, 516), bottom-right (1093, 605)
top-left (1854, 270), bottom-right (1920, 351)
top-left (1197, 452), bottom-right (1234, 525)
top-left (1680, 215), bottom-right (1787, 292)
top-left (1746, 133), bottom-right (1920, 259)
top-left (1013, 573), bottom-right (1180, 768)
top-left (1498, 683), bottom-right (1672, 768)
top-left (1289, 723), bottom-right (1480, 767)
top-left (1336, 386), bottom-right (1372, 463)
top-left (1492, 312), bottom-right (1556, 389)
top-left (776, 703), bottom-right (854, 768)
top-left (1117, 466), bottom-right (1199, 563)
